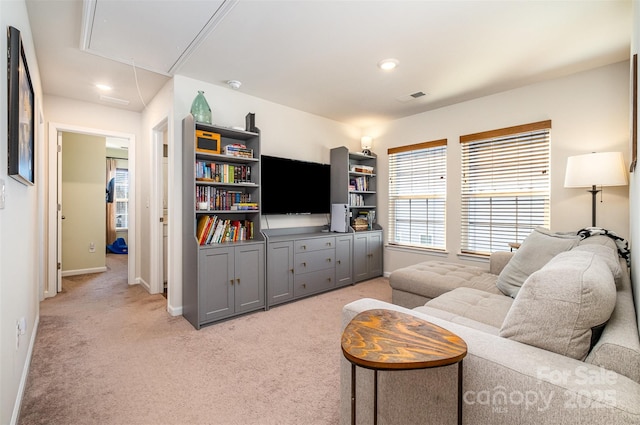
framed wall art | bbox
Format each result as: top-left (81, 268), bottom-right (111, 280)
top-left (7, 25), bottom-right (34, 185)
top-left (631, 53), bottom-right (637, 173)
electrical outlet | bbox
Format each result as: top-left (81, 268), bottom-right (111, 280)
top-left (15, 317), bottom-right (26, 350)
top-left (89, 242), bottom-right (96, 253)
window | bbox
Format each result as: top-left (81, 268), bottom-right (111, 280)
top-left (388, 140), bottom-right (447, 249)
top-left (460, 120), bottom-right (551, 255)
top-left (115, 168), bottom-right (129, 229)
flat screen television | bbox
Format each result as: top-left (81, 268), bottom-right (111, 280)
top-left (261, 155), bottom-right (330, 214)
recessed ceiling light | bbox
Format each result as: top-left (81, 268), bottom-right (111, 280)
top-left (378, 58), bottom-right (399, 71)
top-left (96, 83), bottom-right (112, 91)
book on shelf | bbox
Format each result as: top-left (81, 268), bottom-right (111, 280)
top-left (350, 164), bottom-right (374, 174)
top-left (223, 144), bottom-right (253, 158)
top-left (195, 161), bottom-right (252, 184)
top-left (349, 193), bottom-right (365, 206)
top-left (197, 216), bottom-right (255, 245)
top-left (197, 215), bottom-right (217, 245)
top-left (350, 176), bottom-right (369, 191)
top-left (195, 186), bottom-right (255, 211)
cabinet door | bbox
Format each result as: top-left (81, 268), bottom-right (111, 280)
top-left (335, 235), bottom-right (353, 286)
top-left (267, 241), bottom-right (294, 306)
top-left (199, 247), bottom-right (234, 323)
top-left (353, 233), bottom-right (369, 282)
top-left (234, 244), bottom-right (265, 314)
top-left (367, 231), bottom-right (383, 278)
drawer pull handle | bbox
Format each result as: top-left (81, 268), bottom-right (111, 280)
top-left (327, 258), bottom-right (332, 262)
top-left (301, 245), bottom-right (306, 250)
top-left (230, 279), bottom-right (234, 285)
top-left (302, 262), bottom-right (307, 267)
top-left (290, 268), bottom-right (294, 274)
top-left (326, 242), bottom-right (332, 246)
top-left (337, 260), bottom-right (341, 264)
top-left (302, 283), bottom-right (306, 289)
top-left (327, 278), bottom-right (332, 282)
top-left (236, 278), bottom-right (240, 284)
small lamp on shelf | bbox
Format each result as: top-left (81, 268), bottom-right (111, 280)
top-left (564, 151), bottom-right (627, 227)
top-left (361, 136), bottom-right (373, 155)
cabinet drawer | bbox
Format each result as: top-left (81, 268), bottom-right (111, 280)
top-left (294, 236), bottom-right (336, 253)
top-left (294, 249), bottom-right (335, 275)
top-left (294, 269), bottom-right (335, 296)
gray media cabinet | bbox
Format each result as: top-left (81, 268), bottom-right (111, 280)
top-left (263, 226), bottom-right (383, 308)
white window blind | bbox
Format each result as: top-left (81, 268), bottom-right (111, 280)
top-left (460, 121), bottom-right (551, 255)
top-left (388, 139), bottom-right (446, 249)
top-left (115, 168), bottom-right (129, 229)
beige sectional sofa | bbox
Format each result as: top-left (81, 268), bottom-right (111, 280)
top-left (340, 229), bottom-right (640, 424)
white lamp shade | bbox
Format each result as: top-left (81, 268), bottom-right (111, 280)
top-left (564, 152), bottom-right (627, 188)
top-left (361, 136), bottom-right (373, 150)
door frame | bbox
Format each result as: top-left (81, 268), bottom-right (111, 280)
top-left (46, 122), bottom-right (137, 297)
top-left (150, 118), bottom-right (168, 295)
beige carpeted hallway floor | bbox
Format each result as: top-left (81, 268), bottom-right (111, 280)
top-left (18, 254), bottom-right (392, 425)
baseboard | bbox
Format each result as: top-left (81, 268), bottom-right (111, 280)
top-left (11, 314), bottom-right (40, 425)
top-left (61, 266), bottom-right (107, 277)
top-left (138, 277), bottom-right (151, 292)
top-left (167, 304), bottom-right (183, 316)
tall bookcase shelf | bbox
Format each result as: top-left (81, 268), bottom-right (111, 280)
top-left (182, 115), bottom-right (265, 329)
top-left (330, 146), bottom-right (382, 231)
top-left (330, 146), bottom-right (383, 282)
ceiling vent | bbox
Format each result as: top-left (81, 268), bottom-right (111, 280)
top-left (100, 95), bottom-right (130, 106)
top-left (395, 91), bottom-right (429, 103)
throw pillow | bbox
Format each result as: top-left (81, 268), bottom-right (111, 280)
top-left (572, 244), bottom-right (622, 281)
top-left (499, 250), bottom-right (617, 360)
top-left (496, 227), bottom-right (580, 297)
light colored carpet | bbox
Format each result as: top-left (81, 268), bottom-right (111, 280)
top-left (19, 254), bottom-right (391, 425)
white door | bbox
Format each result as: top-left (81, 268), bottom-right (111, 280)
top-left (56, 131), bottom-right (62, 291)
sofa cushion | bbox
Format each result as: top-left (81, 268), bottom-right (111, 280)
top-left (572, 243), bottom-right (622, 282)
top-left (499, 250), bottom-right (616, 360)
top-left (420, 287), bottom-right (513, 329)
top-left (496, 227), bottom-right (580, 298)
top-left (414, 305), bottom-right (503, 335)
top-left (585, 260), bottom-right (640, 384)
top-left (389, 260), bottom-right (503, 301)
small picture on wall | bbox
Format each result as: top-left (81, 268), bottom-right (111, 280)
top-left (632, 54), bottom-right (638, 173)
top-left (7, 25), bottom-right (35, 186)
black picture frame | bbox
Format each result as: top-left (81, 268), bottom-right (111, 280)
top-left (7, 26), bottom-right (34, 185)
top-left (631, 54), bottom-right (638, 173)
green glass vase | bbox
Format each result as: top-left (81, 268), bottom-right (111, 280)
top-left (191, 91), bottom-right (212, 124)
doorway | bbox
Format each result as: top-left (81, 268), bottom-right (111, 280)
top-left (46, 123), bottom-right (136, 298)
top-left (150, 119), bottom-right (169, 296)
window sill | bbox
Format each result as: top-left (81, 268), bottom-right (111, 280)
top-left (456, 251), bottom-right (490, 264)
top-left (385, 244), bottom-right (449, 257)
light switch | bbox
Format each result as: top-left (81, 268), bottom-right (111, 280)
top-left (0, 178), bottom-right (5, 209)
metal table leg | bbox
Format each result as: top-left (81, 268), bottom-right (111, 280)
top-left (351, 363), bottom-right (356, 425)
top-left (374, 369), bottom-right (378, 425)
top-left (458, 360), bottom-right (463, 425)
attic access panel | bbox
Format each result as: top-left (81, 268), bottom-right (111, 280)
top-left (83, 0), bottom-right (226, 74)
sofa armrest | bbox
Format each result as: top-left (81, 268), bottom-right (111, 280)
top-left (341, 298), bottom-right (640, 425)
top-left (489, 251), bottom-right (514, 275)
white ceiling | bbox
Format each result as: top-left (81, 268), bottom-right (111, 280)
top-left (25, 0), bottom-right (632, 128)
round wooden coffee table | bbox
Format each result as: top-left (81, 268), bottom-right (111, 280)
top-left (341, 308), bottom-right (467, 425)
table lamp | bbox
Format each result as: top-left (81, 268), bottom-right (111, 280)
top-left (564, 151), bottom-right (627, 227)
top-left (361, 136), bottom-right (373, 155)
